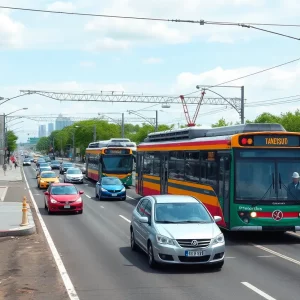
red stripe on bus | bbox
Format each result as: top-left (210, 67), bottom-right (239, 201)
top-left (138, 140), bottom-right (229, 149)
top-left (256, 212), bottom-right (299, 218)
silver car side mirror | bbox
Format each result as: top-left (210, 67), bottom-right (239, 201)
top-left (214, 216), bottom-right (222, 222)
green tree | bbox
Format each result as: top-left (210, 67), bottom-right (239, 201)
top-left (7, 130), bottom-right (18, 152)
top-left (36, 137), bottom-right (50, 152)
top-left (211, 118), bottom-right (234, 127)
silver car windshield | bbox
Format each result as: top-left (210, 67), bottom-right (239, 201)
top-left (154, 202), bottom-right (212, 224)
top-left (67, 169), bottom-right (81, 174)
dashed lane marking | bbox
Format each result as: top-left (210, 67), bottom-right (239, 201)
top-left (119, 215), bottom-right (131, 223)
top-left (252, 243), bottom-right (300, 266)
top-left (126, 196), bottom-right (136, 200)
top-left (257, 255), bottom-right (275, 258)
top-left (85, 195), bottom-right (91, 199)
top-left (100, 206), bottom-right (105, 209)
top-left (22, 167), bottom-right (80, 300)
top-left (241, 282), bottom-right (276, 300)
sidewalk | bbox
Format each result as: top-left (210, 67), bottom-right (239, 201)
top-left (0, 167), bottom-right (68, 299)
top-left (0, 166), bottom-right (36, 237)
top-left (0, 165), bottom-right (22, 182)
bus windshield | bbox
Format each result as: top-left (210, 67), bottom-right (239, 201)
top-left (102, 155), bottom-right (133, 174)
top-left (235, 149), bottom-right (300, 202)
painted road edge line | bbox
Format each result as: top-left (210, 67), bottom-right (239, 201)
top-left (119, 215), bottom-right (131, 223)
top-left (252, 243), bottom-right (300, 266)
top-left (22, 168), bottom-right (80, 300)
top-left (0, 186), bottom-right (8, 201)
top-left (126, 195), bottom-right (135, 200)
top-left (241, 282), bottom-right (276, 300)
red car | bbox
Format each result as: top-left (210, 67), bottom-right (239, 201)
top-left (44, 183), bottom-right (84, 214)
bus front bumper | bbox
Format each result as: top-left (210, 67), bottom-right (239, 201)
top-left (231, 226), bottom-right (300, 231)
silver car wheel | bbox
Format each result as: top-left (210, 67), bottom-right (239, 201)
top-left (148, 243), bottom-right (157, 268)
top-left (130, 231), bottom-right (137, 251)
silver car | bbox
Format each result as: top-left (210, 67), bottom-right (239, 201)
top-left (130, 195), bottom-right (225, 269)
top-left (64, 168), bottom-right (84, 184)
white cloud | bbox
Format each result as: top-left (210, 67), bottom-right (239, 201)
top-left (173, 62), bottom-right (300, 124)
top-left (143, 57), bottom-right (163, 64)
top-left (47, 1), bottom-right (76, 12)
top-left (79, 61), bottom-right (96, 68)
top-left (0, 13), bottom-right (25, 48)
top-left (86, 38), bottom-right (130, 51)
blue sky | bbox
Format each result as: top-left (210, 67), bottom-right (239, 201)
top-left (0, 0), bottom-right (300, 142)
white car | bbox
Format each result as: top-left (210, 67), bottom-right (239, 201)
top-left (64, 168), bottom-right (84, 184)
top-left (23, 158), bottom-right (31, 166)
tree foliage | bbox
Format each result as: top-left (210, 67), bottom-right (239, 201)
top-left (36, 119), bottom-right (173, 155)
top-left (7, 130), bottom-right (18, 152)
top-left (210, 110), bottom-right (300, 132)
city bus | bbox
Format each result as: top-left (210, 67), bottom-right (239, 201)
top-left (85, 145), bottom-right (135, 186)
top-left (136, 123), bottom-right (300, 232)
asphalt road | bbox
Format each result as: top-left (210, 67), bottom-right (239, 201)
top-left (23, 164), bottom-right (300, 300)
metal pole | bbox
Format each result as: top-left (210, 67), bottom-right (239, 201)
top-left (241, 86), bottom-right (245, 124)
top-left (93, 124), bottom-right (96, 142)
top-left (155, 110), bottom-right (158, 132)
top-left (121, 113), bottom-right (125, 138)
top-left (72, 132), bottom-right (75, 162)
top-left (3, 114), bottom-right (6, 164)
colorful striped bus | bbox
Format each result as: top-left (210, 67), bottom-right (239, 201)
top-left (136, 123), bottom-right (300, 232)
top-left (86, 146), bottom-right (135, 186)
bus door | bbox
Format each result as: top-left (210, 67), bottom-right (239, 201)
top-left (137, 152), bottom-right (144, 195)
top-left (218, 154), bottom-right (231, 225)
top-left (160, 153), bottom-right (169, 194)
top-left (98, 155), bottom-right (103, 182)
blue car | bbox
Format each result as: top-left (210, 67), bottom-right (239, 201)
top-left (95, 177), bottom-right (126, 201)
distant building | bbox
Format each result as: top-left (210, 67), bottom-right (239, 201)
top-left (55, 114), bottom-right (73, 131)
top-left (48, 123), bottom-right (54, 135)
top-left (38, 125), bottom-right (46, 138)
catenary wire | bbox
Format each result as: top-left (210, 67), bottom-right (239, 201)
top-left (184, 57), bottom-right (300, 96)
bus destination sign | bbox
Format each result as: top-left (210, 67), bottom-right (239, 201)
top-left (254, 135), bottom-right (300, 147)
top-left (104, 149), bottom-right (130, 154)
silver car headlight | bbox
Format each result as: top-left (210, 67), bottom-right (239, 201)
top-left (212, 233), bottom-right (225, 245)
top-left (156, 234), bottom-right (174, 245)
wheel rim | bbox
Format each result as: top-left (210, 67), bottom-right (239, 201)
top-left (148, 245), bottom-right (153, 265)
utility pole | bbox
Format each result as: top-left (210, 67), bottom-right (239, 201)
top-left (93, 124), bottom-right (96, 142)
top-left (121, 113), bottom-right (125, 138)
top-left (72, 132), bottom-right (75, 162)
top-left (241, 86), bottom-right (245, 124)
top-left (155, 110), bottom-right (158, 132)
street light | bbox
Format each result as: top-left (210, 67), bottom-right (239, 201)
top-left (3, 108), bottom-right (28, 161)
top-left (72, 125), bottom-right (80, 162)
top-left (127, 110), bottom-right (158, 131)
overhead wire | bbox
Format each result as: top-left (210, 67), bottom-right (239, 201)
top-left (184, 57), bottom-right (300, 97)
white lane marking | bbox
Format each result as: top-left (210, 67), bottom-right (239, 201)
top-left (0, 187), bottom-right (8, 201)
top-left (257, 255), bottom-right (275, 258)
top-left (252, 243), bottom-right (300, 266)
top-left (126, 195), bottom-right (135, 200)
top-left (119, 215), bottom-right (131, 223)
top-left (85, 195), bottom-right (91, 199)
top-left (100, 206), bottom-right (105, 209)
top-left (22, 168), bottom-right (80, 300)
top-left (225, 257), bottom-right (236, 259)
top-left (241, 282), bottom-right (276, 300)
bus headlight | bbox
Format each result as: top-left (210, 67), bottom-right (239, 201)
top-left (250, 212), bottom-right (257, 218)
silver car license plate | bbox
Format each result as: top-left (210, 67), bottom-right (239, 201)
top-left (185, 251), bottom-right (205, 257)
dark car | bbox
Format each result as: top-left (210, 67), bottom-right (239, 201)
top-left (50, 160), bottom-right (60, 169)
top-left (95, 177), bottom-right (126, 201)
top-left (36, 158), bottom-right (46, 167)
top-left (59, 162), bottom-right (74, 174)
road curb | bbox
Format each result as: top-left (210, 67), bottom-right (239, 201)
top-left (0, 206), bottom-right (36, 237)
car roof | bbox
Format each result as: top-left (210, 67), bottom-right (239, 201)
top-left (50, 183), bottom-right (75, 187)
top-left (41, 171), bottom-right (56, 175)
top-left (148, 195), bottom-right (199, 204)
